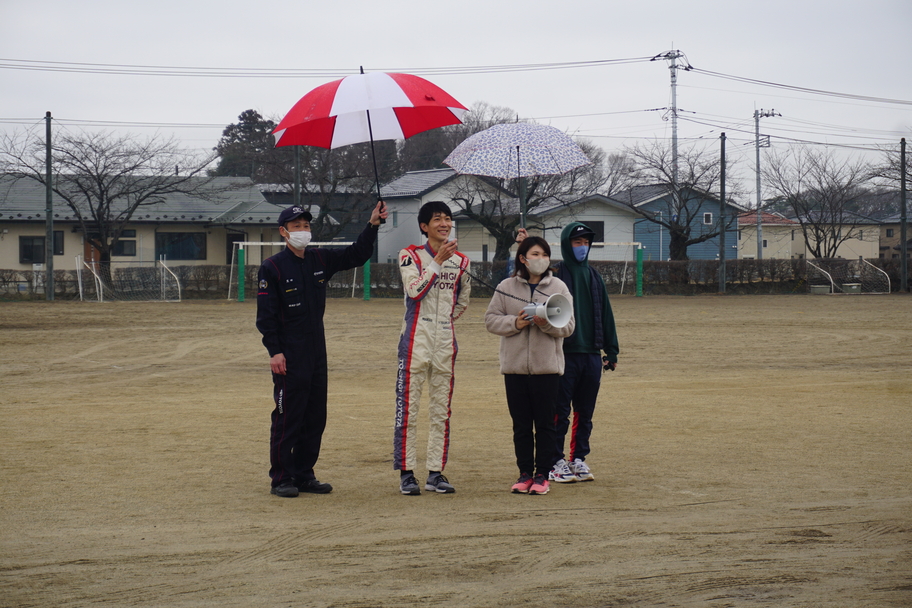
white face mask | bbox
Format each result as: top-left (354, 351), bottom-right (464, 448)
top-left (525, 257), bottom-right (550, 276)
top-left (285, 229), bottom-right (312, 250)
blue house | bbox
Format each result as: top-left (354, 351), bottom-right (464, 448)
top-left (611, 185), bottom-right (744, 261)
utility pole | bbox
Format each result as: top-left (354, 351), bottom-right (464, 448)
top-left (719, 132), bottom-right (726, 293)
top-left (901, 137), bottom-right (907, 292)
top-left (754, 109), bottom-right (780, 259)
top-left (652, 50), bottom-right (691, 197)
top-left (45, 111), bottom-right (54, 301)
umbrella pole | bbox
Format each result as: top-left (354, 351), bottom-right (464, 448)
top-left (365, 109), bottom-right (386, 223)
top-left (517, 145), bottom-right (526, 229)
top-left (519, 177), bottom-right (527, 229)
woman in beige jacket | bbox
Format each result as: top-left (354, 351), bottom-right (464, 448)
top-left (485, 237), bottom-right (575, 495)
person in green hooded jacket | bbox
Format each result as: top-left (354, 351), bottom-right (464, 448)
top-left (516, 223), bottom-right (619, 483)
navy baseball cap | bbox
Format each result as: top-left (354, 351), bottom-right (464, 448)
top-left (278, 206), bottom-right (313, 226)
top-left (569, 224), bottom-right (596, 241)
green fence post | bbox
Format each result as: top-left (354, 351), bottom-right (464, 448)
top-left (363, 259), bottom-right (371, 301)
top-left (636, 246), bottom-right (643, 297)
top-left (238, 246), bottom-right (245, 302)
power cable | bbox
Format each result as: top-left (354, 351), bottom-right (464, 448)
top-left (690, 67), bottom-right (912, 106)
top-left (0, 56), bottom-right (654, 78)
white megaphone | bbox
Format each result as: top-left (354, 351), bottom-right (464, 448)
top-left (522, 293), bottom-right (572, 329)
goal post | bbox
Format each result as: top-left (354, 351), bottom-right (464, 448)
top-left (228, 241), bottom-right (364, 302)
top-left (549, 241), bottom-right (644, 296)
top-left (806, 258), bottom-right (891, 294)
top-left (78, 255), bottom-right (181, 302)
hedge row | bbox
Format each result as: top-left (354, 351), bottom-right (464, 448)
top-left (1, 258), bottom-right (909, 300)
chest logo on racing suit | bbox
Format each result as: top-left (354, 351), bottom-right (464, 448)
top-left (436, 269), bottom-right (460, 291)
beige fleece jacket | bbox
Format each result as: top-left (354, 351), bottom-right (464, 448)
top-left (484, 273), bottom-right (575, 375)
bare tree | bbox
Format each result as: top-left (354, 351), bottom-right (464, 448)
top-left (396, 101), bottom-right (520, 172)
top-left (870, 142), bottom-right (912, 189)
top-left (1, 129), bottom-right (219, 270)
top-left (618, 140), bottom-right (740, 260)
top-left (603, 151), bottom-right (641, 198)
top-left (295, 142), bottom-right (395, 242)
top-left (762, 147), bottom-right (874, 259)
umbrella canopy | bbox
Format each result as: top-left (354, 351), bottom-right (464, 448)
top-left (273, 72), bottom-right (468, 149)
top-left (443, 123), bottom-right (591, 180)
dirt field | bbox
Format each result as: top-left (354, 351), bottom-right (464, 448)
top-left (1, 294), bottom-right (910, 607)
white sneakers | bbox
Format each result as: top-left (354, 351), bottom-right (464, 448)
top-left (549, 458), bottom-right (595, 483)
top-left (570, 458), bottom-right (594, 482)
top-left (549, 458), bottom-right (577, 483)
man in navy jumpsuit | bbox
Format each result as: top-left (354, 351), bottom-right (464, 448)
top-left (256, 201), bottom-right (387, 497)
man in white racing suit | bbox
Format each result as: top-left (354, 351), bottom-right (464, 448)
top-left (394, 201), bottom-right (471, 495)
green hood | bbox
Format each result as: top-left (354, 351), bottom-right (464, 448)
top-left (560, 222), bottom-right (594, 268)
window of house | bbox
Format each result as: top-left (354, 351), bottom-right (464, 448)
top-left (392, 211), bottom-right (399, 228)
top-left (19, 236), bottom-right (44, 264)
top-left (857, 230), bottom-right (864, 241)
top-left (703, 212), bottom-right (713, 225)
top-left (738, 230), bottom-right (742, 241)
top-left (791, 230), bottom-right (795, 241)
top-left (762, 239), bottom-right (768, 248)
top-left (155, 232), bottom-right (206, 260)
top-left (113, 240), bottom-right (137, 256)
top-left (113, 230), bottom-right (137, 256)
top-left (19, 231), bottom-right (63, 263)
top-left (585, 221), bottom-right (605, 246)
top-left (887, 228), bottom-right (894, 238)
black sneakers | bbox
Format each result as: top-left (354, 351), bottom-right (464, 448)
top-left (270, 482), bottom-right (299, 498)
top-left (400, 473), bottom-right (421, 495)
top-left (297, 478), bottom-right (333, 494)
top-left (271, 478), bottom-right (332, 497)
top-left (425, 473), bottom-right (455, 493)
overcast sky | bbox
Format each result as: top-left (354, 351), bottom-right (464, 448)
top-left (2, 0), bottom-right (910, 186)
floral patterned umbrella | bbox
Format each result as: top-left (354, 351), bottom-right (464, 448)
top-left (442, 123), bottom-right (590, 180)
top-left (443, 122), bottom-right (590, 227)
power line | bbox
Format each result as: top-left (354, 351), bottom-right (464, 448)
top-left (677, 116), bottom-right (892, 150)
top-left (690, 67), bottom-right (912, 107)
top-left (0, 56), bottom-right (654, 78)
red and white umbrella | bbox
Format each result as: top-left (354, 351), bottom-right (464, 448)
top-left (273, 70), bottom-right (467, 210)
top-left (273, 71), bottom-right (468, 149)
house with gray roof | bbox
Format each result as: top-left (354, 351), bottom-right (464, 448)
top-left (610, 184), bottom-right (745, 261)
top-left (878, 213), bottom-right (911, 261)
top-left (378, 168), bottom-right (514, 263)
top-left (528, 194), bottom-right (641, 261)
top-left (0, 175), bottom-right (283, 271)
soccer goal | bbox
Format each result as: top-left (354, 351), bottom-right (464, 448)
top-left (549, 241), bottom-right (644, 296)
top-left (78, 256), bottom-right (181, 302)
top-left (227, 241), bottom-right (363, 301)
top-left (806, 259), bottom-right (891, 294)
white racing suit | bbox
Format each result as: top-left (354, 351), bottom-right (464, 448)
top-left (394, 243), bottom-right (471, 472)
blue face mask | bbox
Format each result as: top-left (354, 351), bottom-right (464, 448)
top-left (572, 245), bottom-right (589, 262)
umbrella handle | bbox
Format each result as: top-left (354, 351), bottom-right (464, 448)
top-left (366, 109), bottom-right (386, 224)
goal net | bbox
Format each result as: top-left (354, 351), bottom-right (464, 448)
top-left (549, 241), bottom-right (643, 295)
top-left (806, 259), bottom-right (891, 294)
top-left (78, 256), bottom-right (181, 302)
top-left (228, 241), bottom-right (361, 301)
